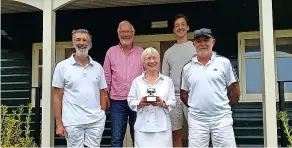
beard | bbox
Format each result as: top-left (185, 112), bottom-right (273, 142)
top-left (74, 44), bottom-right (90, 58)
top-left (197, 48), bottom-right (212, 58)
top-left (120, 38), bottom-right (133, 45)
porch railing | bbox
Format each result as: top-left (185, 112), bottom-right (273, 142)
top-left (278, 80), bottom-right (292, 147)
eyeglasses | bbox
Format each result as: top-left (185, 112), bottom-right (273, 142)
top-left (119, 30), bottom-right (134, 34)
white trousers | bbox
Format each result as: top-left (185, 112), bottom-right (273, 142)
top-left (64, 115), bottom-right (106, 148)
top-left (188, 113), bottom-right (236, 148)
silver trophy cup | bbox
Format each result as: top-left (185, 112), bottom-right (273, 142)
top-left (146, 88), bottom-right (156, 102)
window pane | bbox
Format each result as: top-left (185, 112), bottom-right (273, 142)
top-left (38, 66), bottom-right (42, 100)
top-left (245, 37), bottom-right (292, 95)
top-left (277, 57), bottom-right (292, 92)
top-left (38, 67), bottom-right (42, 86)
top-left (245, 57), bottom-right (292, 94)
top-left (246, 58), bottom-right (262, 94)
top-left (245, 39), bottom-right (260, 56)
top-left (39, 49), bottom-right (42, 65)
top-left (39, 67), bottom-right (42, 99)
top-left (276, 37), bottom-right (292, 55)
top-left (65, 48), bottom-right (75, 59)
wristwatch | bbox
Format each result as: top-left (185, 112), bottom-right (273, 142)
top-left (161, 101), bottom-right (166, 107)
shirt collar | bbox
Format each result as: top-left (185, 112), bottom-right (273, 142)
top-left (69, 54), bottom-right (94, 66)
top-left (141, 71), bottom-right (165, 81)
top-left (192, 51), bottom-right (217, 64)
top-left (119, 43), bottom-right (136, 54)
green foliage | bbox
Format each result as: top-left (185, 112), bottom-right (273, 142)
top-left (1, 104), bottom-right (37, 147)
top-left (279, 111), bottom-right (292, 147)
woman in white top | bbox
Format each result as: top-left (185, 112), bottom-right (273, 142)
top-left (127, 47), bottom-right (176, 147)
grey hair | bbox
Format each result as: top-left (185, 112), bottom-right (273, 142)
top-left (72, 29), bottom-right (92, 48)
top-left (117, 20), bottom-right (135, 34)
top-left (72, 29), bottom-right (92, 42)
top-left (141, 47), bottom-right (160, 62)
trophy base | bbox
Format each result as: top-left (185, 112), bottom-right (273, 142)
top-left (146, 96), bottom-right (156, 102)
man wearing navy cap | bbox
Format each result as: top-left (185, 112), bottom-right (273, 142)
top-left (180, 28), bottom-right (240, 147)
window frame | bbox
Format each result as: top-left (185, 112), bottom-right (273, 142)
top-left (238, 29), bottom-right (292, 102)
top-left (31, 42), bottom-right (73, 107)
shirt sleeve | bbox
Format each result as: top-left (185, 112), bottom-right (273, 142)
top-left (165, 78), bottom-right (176, 112)
top-left (103, 49), bottom-right (112, 93)
top-left (127, 80), bottom-right (140, 112)
top-left (139, 48), bottom-right (145, 73)
top-left (99, 66), bottom-right (107, 90)
top-left (52, 63), bottom-right (64, 88)
top-left (180, 68), bottom-right (189, 91)
top-left (162, 52), bottom-right (170, 76)
top-left (225, 60), bottom-right (239, 86)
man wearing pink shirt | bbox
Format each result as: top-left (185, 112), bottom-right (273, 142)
top-left (103, 20), bottom-right (144, 147)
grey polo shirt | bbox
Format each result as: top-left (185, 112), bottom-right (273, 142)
top-left (181, 52), bottom-right (239, 119)
top-left (52, 54), bottom-right (107, 126)
top-left (162, 41), bottom-right (196, 97)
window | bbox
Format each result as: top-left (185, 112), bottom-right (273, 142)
top-left (238, 30), bottom-right (292, 102)
top-left (31, 42), bottom-right (74, 106)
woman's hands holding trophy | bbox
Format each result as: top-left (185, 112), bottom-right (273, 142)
top-left (137, 88), bottom-right (166, 108)
top-left (138, 96), bottom-right (166, 108)
top-left (138, 96), bottom-right (151, 108)
top-left (152, 97), bottom-right (164, 107)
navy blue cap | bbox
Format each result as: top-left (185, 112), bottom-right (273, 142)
top-left (193, 28), bottom-right (213, 39)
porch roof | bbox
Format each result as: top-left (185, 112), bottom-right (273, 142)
top-left (1, 0), bottom-right (213, 14)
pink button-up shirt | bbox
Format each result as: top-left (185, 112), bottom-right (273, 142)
top-left (103, 45), bottom-right (144, 100)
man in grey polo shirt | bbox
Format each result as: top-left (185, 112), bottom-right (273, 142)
top-left (181, 28), bottom-right (240, 147)
top-left (52, 29), bottom-right (108, 147)
top-left (162, 14), bottom-right (195, 147)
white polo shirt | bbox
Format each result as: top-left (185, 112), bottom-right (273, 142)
top-left (52, 54), bottom-right (107, 126)
top-left (181, 52), bottom-right (239, 119)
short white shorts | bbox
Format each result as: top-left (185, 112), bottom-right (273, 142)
top-left (64, 115), bottom-right (106, 147)
top-left (169, 97), bottom-right (188, 131)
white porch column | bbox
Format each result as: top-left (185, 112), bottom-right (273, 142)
top-left (41, 0), bottom-right (56, 147)
top-left (258, 0), bottom-right (278, 147)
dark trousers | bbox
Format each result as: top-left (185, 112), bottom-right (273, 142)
top-left (110, 99), bottom-right (136, 147)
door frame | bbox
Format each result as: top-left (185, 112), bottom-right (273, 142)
top-left (134, 33), bottom-right (193, 42)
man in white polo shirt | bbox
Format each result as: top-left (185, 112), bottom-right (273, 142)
top-left (52, 29), bottom-right (108, 147)
top-left (180, 28), bottom-right (240, 147)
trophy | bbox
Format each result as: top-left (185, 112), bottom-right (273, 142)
top-left (146, 88), bottom-right (156, 102)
